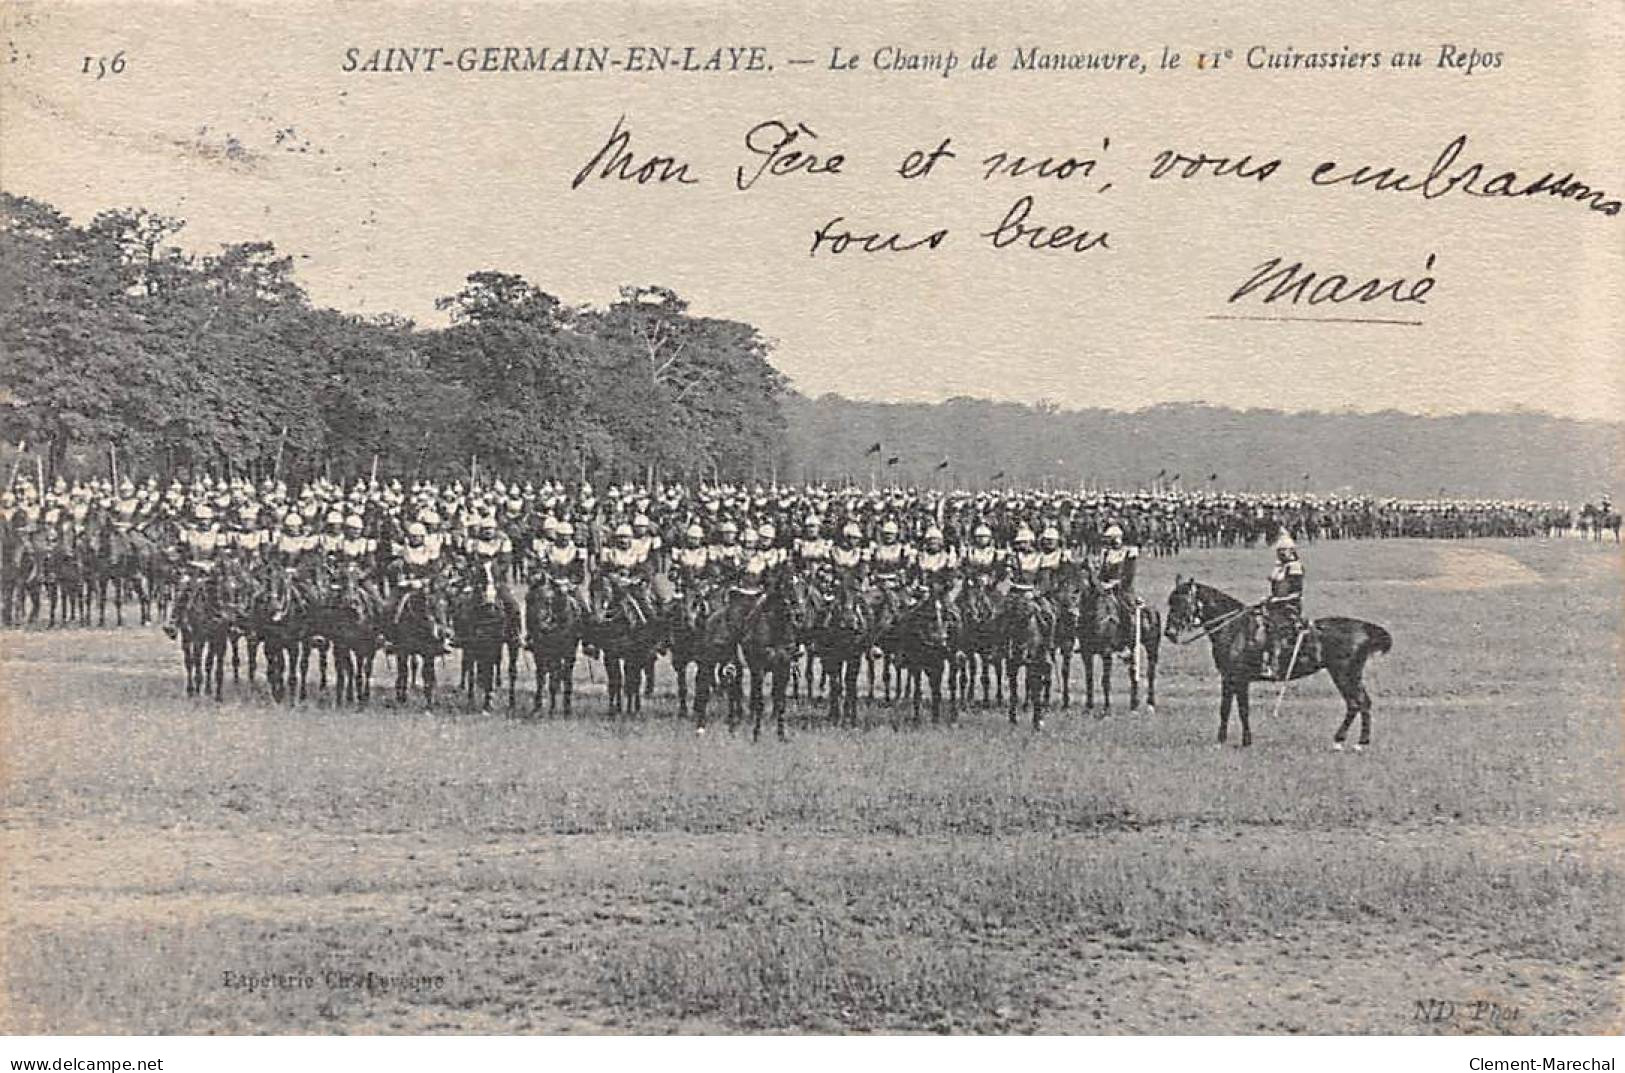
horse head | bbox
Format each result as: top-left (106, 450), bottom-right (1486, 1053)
top-left (1164, 574), bottom-right (1197, 639)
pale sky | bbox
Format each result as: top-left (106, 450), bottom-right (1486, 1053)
top-left (3, 0), bottom-right (1621, 420)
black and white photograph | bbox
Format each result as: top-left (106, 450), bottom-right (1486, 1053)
top-left (1, 0), bottom-right (1621, 1056)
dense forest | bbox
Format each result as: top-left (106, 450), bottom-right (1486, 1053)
top-left (3, 191), bottom-right (1618, 500)
top-left (0, 192), bottom-right (789, 486)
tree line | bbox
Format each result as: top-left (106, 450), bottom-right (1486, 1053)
top-left (785, 395), bottom-right (1622, 501)
top-left (4, 191), bottom-right (1617, 501)
top-left (0, 192), bottom-right (790, 487)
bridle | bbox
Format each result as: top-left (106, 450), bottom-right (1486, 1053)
top-left (1166, 583), bottom-right (1251, 645)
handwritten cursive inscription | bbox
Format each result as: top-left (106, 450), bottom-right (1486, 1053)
top-left (736, 120), bottom-right (845, 191)
top-left (982, 196), bottom-right (1110, 253)
top-left (1228, 253), bottom-right (1437, 306)
top-left (571, 115), bottom-right (699, 190)
top-left (809, 216), bottom-right (949, 256)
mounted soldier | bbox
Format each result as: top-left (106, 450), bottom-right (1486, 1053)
top-left (1259, 531), bottom-right (1306, 679)
top-left (1002, 525), bottom-right (1056, 639)
top-left (911, 525), bottom-right (959, 602)
top-left (669, 523), bottom-right (712, 592)
top-left (161, 503), bottom-right (224, 638)
top-left (596, 522), bottom-right (656, 626)
top-left (1097, 523), bottom-right (1139, 645)
top-left (386, 520), bottom-right (448, 653)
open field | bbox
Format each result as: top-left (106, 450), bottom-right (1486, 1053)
top-left (2, 538), bottom-right (1621, 1034)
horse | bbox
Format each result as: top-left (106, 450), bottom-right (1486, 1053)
top-left (1078, 572), bottom-right (1160, 716)
top-left (815, 577), bottom-right (870, 727)
top-left (999, 587), bottom-right (1053, 730)
top-left (390, 579), bottom-right (452, 708)
top-left (895, 581), bottom-right (956, 726)
top-left (254, 566), bottom-right (308, 704)
top-left (318, 564), bottom-right (385, 707)
top-left (57, 528), bottom-right (96, 627)
top-left (587, 576), bottom-right (662, 716)
top-left (97, 525), bottom-right (155, 626)
top-left (665, 580), bottom-right (737, 730)
top-left (1048, 567), bottom-right (1086, 709)
top-left (1164, 575), bottom-right (1392, 749)
top-left (956, 578), bottom-right (1006, 708)
top-left (453, 559), bottom-right (521, 712)
top-left (736, 565), bottom-right (814, 740)
top-left (178, 563), bottom-right (254, 702)
top-left (524, 575), bottom-right (584, 716)
top-left (863, 581), bottom-right (906, 705)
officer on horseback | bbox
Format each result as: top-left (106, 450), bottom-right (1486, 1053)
top-left (1260, 531), bottom-right (1305, 679)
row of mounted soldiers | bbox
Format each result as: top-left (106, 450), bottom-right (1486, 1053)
top-left (0, 471), bottom-right (1605, 634)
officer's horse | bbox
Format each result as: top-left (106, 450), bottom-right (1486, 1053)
top-left (1164, 576), bottom-right (1392, 749)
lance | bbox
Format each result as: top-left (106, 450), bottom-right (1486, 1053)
top-left (37, 454), bottom-right (45, 498)
top-left (272, 426), bottom-right (288, 479)
top-left (5, 440), bottom-right (26, 491)
top-left (110, 444), bottom-right (118, 489)
top-left (370, 453), bottom-right (379, 487)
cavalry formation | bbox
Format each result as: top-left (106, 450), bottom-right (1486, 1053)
top-left (0, 471), bottom-right (1611, 744)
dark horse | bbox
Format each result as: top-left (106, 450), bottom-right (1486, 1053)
top-left (1078, 570), bottom-right (1161, 716)
top-left (1164, 576), bottom-right (1392, 749)
top-left (254, 566), bottom-right (307, 704)
top-left (587, 578), bottom-right (663, 716)
top-left (815, 578), bottom-right (870, 727)
top-left (454, 560), bottom-right (521, 712)
top-left (736, 565), bottom-right (814, 740)
top-left (1000, 587), bottom-right (1053, 730)
top-left (667, 581), bottom-right (738, 731)
top-left (98, 525), bottom-right (155, 626)
top-left (524, 576), bottom-right (584, 716)
top-left (895, 582), bottom-right (957, 726)
top-left (179, 563), bottom-right (253, 702)
top-left (317, 564), bottom-right (385, 707)
top-left (391, 580), bottom-right (452, 708)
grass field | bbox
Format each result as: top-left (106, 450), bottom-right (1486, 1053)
top-left (2, 537), bottom-right (1620, 1034)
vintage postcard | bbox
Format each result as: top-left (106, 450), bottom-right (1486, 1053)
top-left (1, 0), bottom-right (1621, 1049)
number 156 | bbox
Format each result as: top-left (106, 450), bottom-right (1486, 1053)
top-left (81, 51), bottom-right (126, 79)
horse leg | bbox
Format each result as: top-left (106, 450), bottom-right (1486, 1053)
top-left (423, 656), bottom-right (437, 709)
top-left (1058, 647), bottom-right (1071, 709)
top-left (749, 662), bottom-right (766, 742)
top-left (507, 643), bottom-right (518, 709)
top-left (1218, 679), bottom-right (1232, 744)
top-left (395, 652), bottom-right (409, 705)
top-left (478, 656), bottom-right (495, 713)
top-left (1101, 654), bottom-right (1113, 714)
top-left (844, 659), bottom-right (861, 727)
top-left (1029, 661), bottom-right (1046, 731)
top-left (1236, 681), bottom-right (1253, 747)
top-left (211, 634), bottom-right (226, 702)
top-left (1128, 646), bottom-right (1140, 713)
top-left (1006, 657), bottom-right (1020, 724)
top-left (230, 635), bottom-right (241, 682)
top-left (1143, 643), bottom-right (1158, 714)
